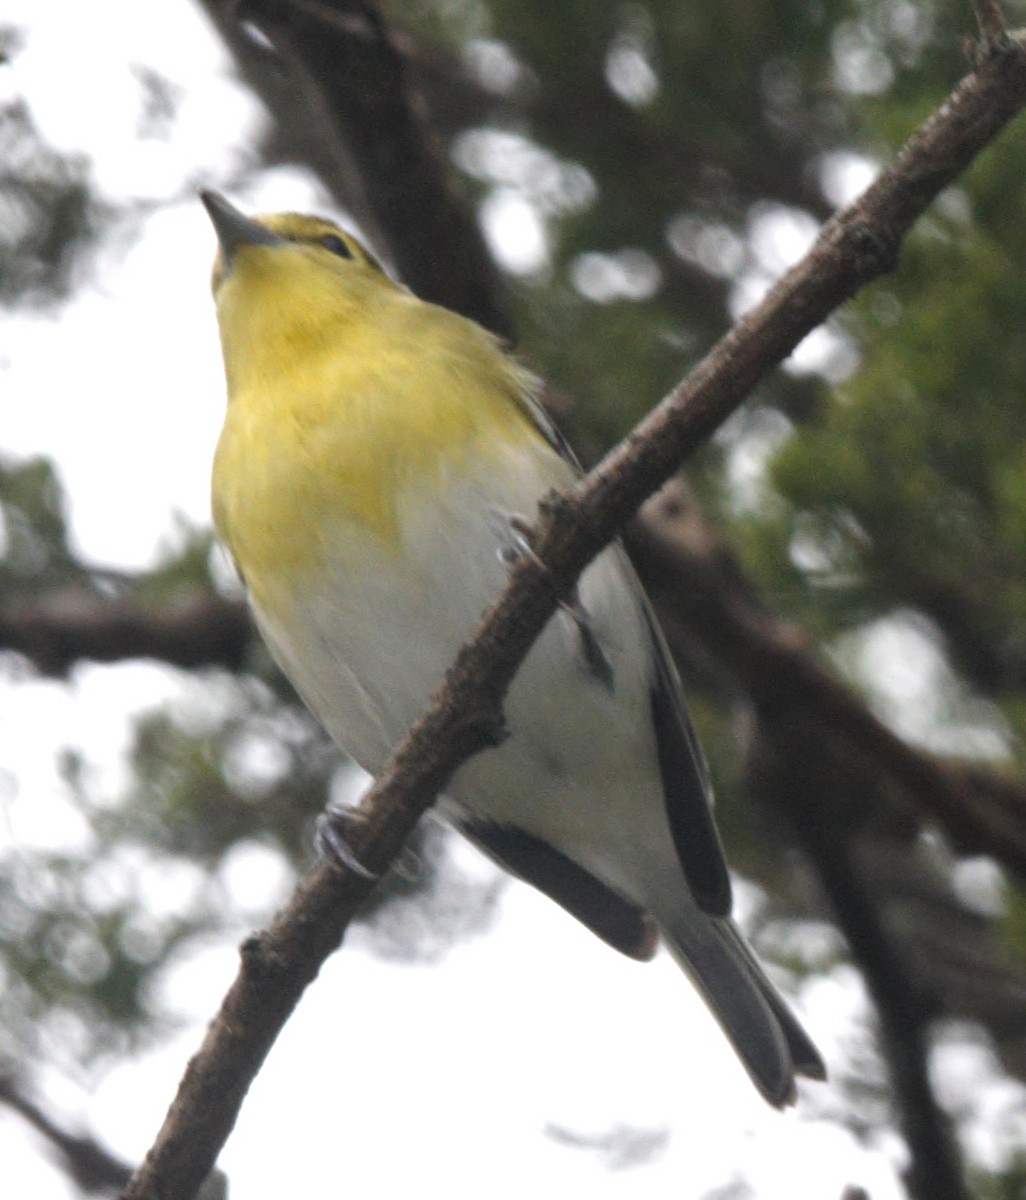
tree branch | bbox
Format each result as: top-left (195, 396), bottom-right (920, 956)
top-left (971, 0), bottom-right (1011, 46)
top-left (0, 589), bottom-right (249, 676)
top-left (0, 1073), bottom-right (131, 1195)
top-left (7, 506), bottom-right (1026, 887)
top-left (120, 28), bottom-right (1026, 1200)
top-left (628, 481), bottom-right (1026, 879)
top-left (749, 711), bottom-right (972, 1200)
top-left (201, 0), bottom-right (513, 336)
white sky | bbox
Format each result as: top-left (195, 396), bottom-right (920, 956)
top-left (2, 2), bottom-right (1022, 1197)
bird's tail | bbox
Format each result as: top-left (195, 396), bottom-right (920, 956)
top-left (657, 906), bottom-right (825, 1107)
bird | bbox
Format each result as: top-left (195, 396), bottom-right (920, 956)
top-left (201, 189), bottom-right (825, 1106)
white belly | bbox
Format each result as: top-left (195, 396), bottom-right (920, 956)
top-left (252, 450), bottom-right (677, 905)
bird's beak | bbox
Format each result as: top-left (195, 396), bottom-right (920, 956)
top-left (200, 190), bottom-right (283, 266)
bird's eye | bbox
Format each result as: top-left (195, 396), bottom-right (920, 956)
top-left (319, 234), bottom-right (353, 259)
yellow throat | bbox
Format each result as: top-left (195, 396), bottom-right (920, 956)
top-left (205, 202), bottom-right (541, 600)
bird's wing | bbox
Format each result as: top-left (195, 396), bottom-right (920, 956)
top-left (455, 818), bottom-right (659, 961)
top-left (645, 602), bottom-right (733, 916)
top-left (517, 379), bottom-right (734, 917)
top-left (510, 376), bottom-right (587, 467)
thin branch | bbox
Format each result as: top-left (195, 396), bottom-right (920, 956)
top-left (0, 1073), bottom-right (131, 1194)
top-left (120, 30), bottom-right (1026, 1200)
top-left (971, 0), bottom-right (1010, 45)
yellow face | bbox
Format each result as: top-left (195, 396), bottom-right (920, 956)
top-left (209, 212), bottom-right (386, 296)
top-left (205, 196), bottom-right (553, 609)
top-left (207, 208), bottom-right (411, 411)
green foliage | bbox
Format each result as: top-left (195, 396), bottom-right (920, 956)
top-left (0, 457), bottom-right (76, 584)
top-left (390, 0), bottom-right (1026, 781)
top-left (394, 0), bottom-right (858, 457)
top-left (0, 80), bottom-right (97, 308)
top-left (972, 1153), bottom-right (1026, 1200)
top-left (130, 523), bottom-right (221, 606)
top-left (0, 841), bottom-right (165, 1067)
top-left (753, 122), bottom-right (1026, 703)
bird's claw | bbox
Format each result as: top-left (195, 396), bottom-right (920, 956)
top-left (489, 509), bottom-right (544, 569)
top-left (315, 807), bottom-right (378, 879)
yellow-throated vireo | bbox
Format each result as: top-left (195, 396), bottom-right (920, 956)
top-left (201, 191), bottom-right (825, 1106)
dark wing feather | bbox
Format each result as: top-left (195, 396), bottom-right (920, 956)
top-left (645, 606), bottom-right (733, 916)
top-left (516, 383), bottom-right (732, 917)
top-left (456, 819), bottom-right (658, 961)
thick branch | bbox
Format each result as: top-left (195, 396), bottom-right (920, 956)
top-left (120, 30), bottom-right (1026, 1200)
top-left (749, 713), bottom-right (971, 1200)
top-left (628, 481), bottom-right (1026, 878)
top-left (8, 528), bottom-right (1026, 884)
top-left (206, 0), bottom-right (513, 336)
top-left (0, 590), bottom-right (249, 676)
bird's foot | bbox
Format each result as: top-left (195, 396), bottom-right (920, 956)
top-left (315, 804), bottom-right (378, 879)
top-left (487, 507), bottom-right (613, 689)
top-left (489, 509), bottom-right (546, 570)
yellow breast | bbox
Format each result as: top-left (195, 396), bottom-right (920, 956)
top-left (210, 245), bottom-right (542, 609)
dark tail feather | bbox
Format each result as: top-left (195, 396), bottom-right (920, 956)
top-left (716, 919), bottom-right (826, 1081)
top-left (659, 908), bottom-right (825, 1107)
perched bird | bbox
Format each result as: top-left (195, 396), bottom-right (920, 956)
top-left (201, 190), bottom-right (825, 1106)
